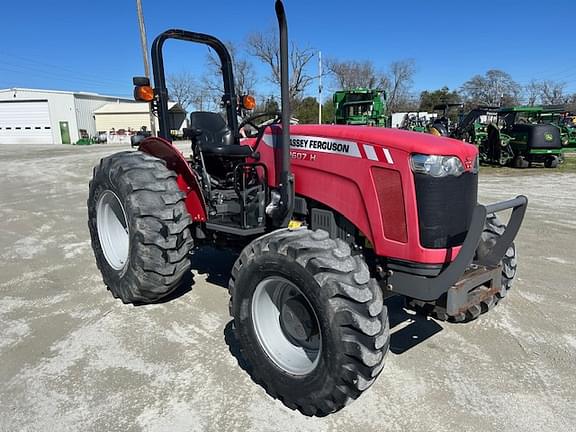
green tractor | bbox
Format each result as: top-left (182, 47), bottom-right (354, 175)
top-left (453, 107), bottom-right (514, 166)
top-left (333, 88), bottom-right (388, 126)
top-left (532, 105), bottom-right (576, 151)
top-left (559, 115), bottom-right (576, 150)
top-left (498, 106), bottom-right (563, 168)
top-left (428, 103), bottom-right (464, 136)
top-left (398, 112), bottom-right (430, 132)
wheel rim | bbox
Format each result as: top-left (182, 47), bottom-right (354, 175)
top-left (251, 276), bottom-right (321, 375)
top-left (96, 190), bottom-right (129, 270)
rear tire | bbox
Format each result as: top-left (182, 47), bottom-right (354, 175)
top-left (544, 156), bottom-right (559, 168)
top-left (88, 151), bottom-right (193, 304)
top-left (229, 228), bottom-right (389, 416)
top-left (407, 215), bottom-right (517, 323)
top-left (513, 155), bottom-right (529, 168)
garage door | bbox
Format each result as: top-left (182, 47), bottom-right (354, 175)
top-left (0, 100), bottom-right (53, 144)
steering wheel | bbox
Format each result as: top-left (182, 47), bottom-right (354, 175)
top-left (238, 111), bottom-right (283, 138)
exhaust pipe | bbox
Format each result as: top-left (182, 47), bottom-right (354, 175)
top-left (273, 0), bottom-right (294, 225)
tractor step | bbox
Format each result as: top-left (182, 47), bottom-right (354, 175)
top-left (205, 222), bottom-right (266, 236)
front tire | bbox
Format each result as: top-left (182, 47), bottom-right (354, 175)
top-left (229, 228), bottom-right (389, 416)
top-left (88, 151), bottom-right (193, 303)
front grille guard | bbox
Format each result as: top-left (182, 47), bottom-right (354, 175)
top-left (388, 195), bottom-right (528, 301)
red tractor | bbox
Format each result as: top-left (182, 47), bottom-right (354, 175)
top-left (87, 1), bottom-right (527, 416)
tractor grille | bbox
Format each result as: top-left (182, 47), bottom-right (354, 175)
top-left (414, 172), bottom-right (477, 249)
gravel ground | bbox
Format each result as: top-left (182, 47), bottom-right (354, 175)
top-left (0, 143), bottom-right (575, 432)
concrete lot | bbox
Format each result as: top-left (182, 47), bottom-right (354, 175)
top-left (0, 143), bottom-right (575, 432)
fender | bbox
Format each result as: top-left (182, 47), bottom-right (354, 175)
top-left (139, 137), bottom-right (207, 222)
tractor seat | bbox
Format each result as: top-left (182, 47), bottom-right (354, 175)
top-left (199, 142), bottom-right (253, 157)
top-left (189, 111), bottom-right (253, 158)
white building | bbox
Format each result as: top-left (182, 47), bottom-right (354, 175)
top-left (94, 102), bottom-right (187, 136)
top-left (0, 88), bottom-right (134, 144)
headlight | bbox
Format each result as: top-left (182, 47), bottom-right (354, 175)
top-left (410, 154), bottom-right (465, 177)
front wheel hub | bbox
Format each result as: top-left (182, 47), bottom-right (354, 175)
top-left (280, 296), bottom-right (318, 348)
top-left (251, 277), bottom-right (321, 375)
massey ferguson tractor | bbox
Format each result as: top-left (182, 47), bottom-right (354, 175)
top-left (87, 1), bottom-right (527, 416)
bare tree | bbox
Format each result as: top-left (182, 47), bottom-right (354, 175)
top-left (460, 69), bottom-right (521, 106)
top-left (205, 41), bottom-right (257, 101)
top-left (386, 59), bottom-right (416, 112)
top-left (167, 72), bottom-right (199, 111)
top-left (247, 30), bottom-right (315, 103)
top-left (539, 80), bottom-right (568, 105)
top-left (524, 80), bottom-right (541, 106)
top-left (523, 79), bottom-right (569, 106)
top-left (326, 59), bottom-right (382, 90)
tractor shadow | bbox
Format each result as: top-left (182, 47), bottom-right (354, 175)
top-left (223, 297), bottom-right (444, 377)
top-left (135, 272), bottom-right (195, 305)
top-left (189, 246), bottom-right (238, 289)
top-left (134, 247), bottom-right (237, 306)
top-left (189, 247), bottom-right (443, 362)
top-left (384, 296), bottom-right (444, 354)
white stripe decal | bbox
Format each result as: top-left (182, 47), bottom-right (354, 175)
top-left (364, 144), bottom-right (378, 161)
top-left (383, 148), bottom-right (394, 164)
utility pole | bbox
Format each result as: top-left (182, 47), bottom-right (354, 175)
top-left (136, 0), bottom-right (157, 135)
top-left (318, 51), bottom-right (323, 124)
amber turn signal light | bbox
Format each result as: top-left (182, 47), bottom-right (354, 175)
top-left (241, 95), bottom-right (256, 110)
top-left (134, 85), bottom-right (155, 102)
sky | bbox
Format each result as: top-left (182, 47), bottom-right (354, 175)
top-left (1, 0), bottom-right (575, 102)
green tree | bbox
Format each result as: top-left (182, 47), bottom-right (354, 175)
top-left (255, 96), bottom-right (279, 116)
top-left (322, 97), bottom-right (335, 124)
top-left (419, 87), bottom-right (461, 111)
top-left (293, 97), bottom-right (319, 124)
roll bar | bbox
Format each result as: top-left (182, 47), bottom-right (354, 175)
top-left (150, 29), bottom-right (240, 142)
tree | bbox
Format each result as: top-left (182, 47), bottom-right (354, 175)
top-left (203, 41), bottom-right (257, 110)
top-left (166, 72), bottom-right (199, 111)
top-left (256, 96), bottom-right (280, 114)
top-left (293, 97), bottom-right (319, 124)
top-left (322, 97), bottom-right (335, 124)
top-left (247, 30), bottom-right (315, 103)
top-left (419, 87), bottom-right (461, 111)
top-left (460, 69), bottom-right (521, 106)
top-left (325, 59), bottom-right (384, 90)
top-left (250, 96), bottom-right (280, 123)
top-left (325, 58), bottom-right (414, 113)
top-left (524, 80), bottom-right (541, 106)
top-left (523, 79), bottom-right (569, 106)
top-left (386, 59), bottom-right (416, 112)
top-left (206, 42), bottom-right (256, 97)
top-left (539, 80), bottom-right (568, 105)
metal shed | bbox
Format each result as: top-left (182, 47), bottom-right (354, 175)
top-left (0, 88), bottom-right (134, 144)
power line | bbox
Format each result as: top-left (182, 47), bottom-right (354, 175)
top-left (0, 62), bottom-right (128, 89)
top-left (0, 68), bottom-right (131, 97)
top-left (0, 50), bottom-right (130, 86)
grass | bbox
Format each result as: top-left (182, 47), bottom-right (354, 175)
top-left (478, 152), bottom-right (576, 174)
top-left (559, 152), bottom-right (576, 173)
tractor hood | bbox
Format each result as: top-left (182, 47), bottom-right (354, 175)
top-left (288, 124), bottom-right (478, 158)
